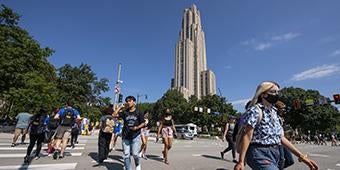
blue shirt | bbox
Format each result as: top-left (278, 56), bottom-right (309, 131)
top-left (244, 103), bottom-right (283, 145)
top-left (15, 112), bottom-right (32, 129)
top-left (57, 107), bottom-right (80, 118)
top-left (57, 107), bottom-right (80, 125)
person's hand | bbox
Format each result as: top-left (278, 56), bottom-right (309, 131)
top-left (130, 126), bottom-right (138, 131)
top-left (234, 162), bottom-right (244, 170)
top-left (302, 158), bottom-right (319, 170)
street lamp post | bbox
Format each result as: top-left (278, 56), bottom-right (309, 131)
top-left (136, 94), bottom-right (148, 110)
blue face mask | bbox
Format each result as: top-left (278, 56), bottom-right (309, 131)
top-left (264, 93), bottom-right (279, 104)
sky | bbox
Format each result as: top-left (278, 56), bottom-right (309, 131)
top-left (3, 0), bottom-right (340, 112)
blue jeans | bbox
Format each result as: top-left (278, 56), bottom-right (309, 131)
top-left (122, 135), bottom-right (141, 170)
top-left (246, 144), bottom-right (280, 170)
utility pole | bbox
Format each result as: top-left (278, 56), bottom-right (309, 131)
top-left (113, 63), bottom-right (122, 108)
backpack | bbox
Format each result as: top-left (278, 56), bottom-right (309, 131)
top-left (30, 115), bottom-right (45, 134)
top-left (102, 116), bottom-right (114, 133)
top-left (235, 104), bottom-right (263, 153)
top-left (60, 108), bottom-right (75, 126)
top-left (48, 118), bottom-right (59, 130)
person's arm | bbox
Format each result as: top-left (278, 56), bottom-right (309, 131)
top-left (54, 109), bottom-right (62, 119)
top-left (131, 112), bottom-right (146, 131)
top-left (281, 136), bottom-right (319, 170)
top-left (74, 110), bottom-right (81, 122)
top-left (156, 122), bottom-right (163, 140)
top-left (222, 123), bottom-right (229, 142)
top-left (112, 105), bottom-right (124, 118)
top-left (171, 119), bottom-right (177, 134)
top-left (234, 125), bottom-right (254, 170)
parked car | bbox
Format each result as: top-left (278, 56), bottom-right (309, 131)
top-left (175, 128), bottom-right (194, 140)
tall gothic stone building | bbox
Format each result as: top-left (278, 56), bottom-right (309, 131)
top-left (171, 5), bottom-right (216, 100)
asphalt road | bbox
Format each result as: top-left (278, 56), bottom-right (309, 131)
top-left (0, 131), bottom-right (339, 170)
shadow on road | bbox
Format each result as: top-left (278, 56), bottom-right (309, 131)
top-left (145, 154), bottom-right (163, 162)
top-left (88, 152), bottom-right (124, 169)
top-left (201, 154), bottom-right (233, 162)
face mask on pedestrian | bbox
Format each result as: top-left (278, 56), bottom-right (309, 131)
top-left (264, 93), bottom-right (279, 104)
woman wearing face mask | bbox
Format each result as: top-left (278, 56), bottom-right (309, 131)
top-left (234, 81), bottom-right (319, 170)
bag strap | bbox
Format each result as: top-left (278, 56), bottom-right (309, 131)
top-left (254, 104), bottom-right (263, 126)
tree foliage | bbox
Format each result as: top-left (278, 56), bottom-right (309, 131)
top-left (151, 89), bottom-right (236, 132)
top-left (280, 87), bottom-right (339, 133)
top-left (0, 5), bottom-right (110, 120)
top-left (0, 5), bottom-right (57, 115)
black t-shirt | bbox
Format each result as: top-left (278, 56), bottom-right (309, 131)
top-left (119, 110), bottom-right (144, 139)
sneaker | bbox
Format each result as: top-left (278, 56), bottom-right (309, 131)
top-left (59, 153), bottom-right (64, 159)
top-left (142, 154), bottom-right (148, 160)
top-left (34, 156), bottom-right (40, 160)
top-left (11, 143), bottom-right (16, 147)
top-left (232, 159), bottom-right (238, 163)
top-left (220, 152), bottom-right (224, 159)
top-left (24, 155), bottom-right (30, 163)
top-left (71, 144), bottom-right (75, 149)
top-left (53, 151), bottom-right (59, 160)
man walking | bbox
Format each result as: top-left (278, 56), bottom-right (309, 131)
top-left (11, 110), bottom-right (32, 147)
top-left (53, 101), bottom-right (81, 159)
top-left (113, 96), bottom-right (145, 170)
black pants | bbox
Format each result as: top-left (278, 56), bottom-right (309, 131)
top-left (98, 131), bottom-right (112, 161)
top-left (71, 131), bottom-right (79, 146)
top-left (26, 133), bottom-right (44, 157)
top-left (222, 135), bottom-right (236, 159)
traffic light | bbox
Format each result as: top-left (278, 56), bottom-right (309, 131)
top-left (333, 94), bottom-right (340, 104)
top-left (118, 94), bottom-right (123, 103)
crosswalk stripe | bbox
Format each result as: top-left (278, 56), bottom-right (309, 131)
top-left (336, 164), bottom-right (340, 167)
top-left (0, 147), bottom-right (85, 150)
top-left (0, 152), bottom-right (82, 158)
top-left (0, 163), bottom-right (77, 170)
top-left (91, 159), bottom-right (116, 163)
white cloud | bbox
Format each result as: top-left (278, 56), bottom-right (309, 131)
top-left (254, 43), bottom-right (272, 51)
top-left (224, 65), bottom-right (232, 69)
top-left (330, 49), bottom-right (340, 56)
top-left (272, 32), bottom-right (300, 41)
top-left (291, 64), bottom-right (340, 81)
top-left (231, 98), bottom-right (251, 106)
top-left (242, 32), bottom-right (299, 51)
top-left (241, 39), bottom-right (255, 45)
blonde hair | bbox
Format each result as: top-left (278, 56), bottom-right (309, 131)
top-left (249, 81), bottom-right (280, 107)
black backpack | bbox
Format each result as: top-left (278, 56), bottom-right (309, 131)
top-left (48, 118), bottom-right (59, 130)
top-left (60, 108), bottom-right (75, 126)
top-left (30, 115), bottom-right (44, 134)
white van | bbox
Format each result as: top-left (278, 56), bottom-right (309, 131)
top-left (175, 123), bottom-right (198, 137)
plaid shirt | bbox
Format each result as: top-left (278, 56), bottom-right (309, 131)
top-left (244, 103), bottom-right (283, 145)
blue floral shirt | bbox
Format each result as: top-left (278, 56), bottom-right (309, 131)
top-left (244, 103), bottom-right (283, 145)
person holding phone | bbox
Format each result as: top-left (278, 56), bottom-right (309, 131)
top-left (112, 96), bottom-right (145, 170)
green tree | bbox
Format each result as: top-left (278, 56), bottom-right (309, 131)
top-left (280, 87), bottom-right (340, 133)
top-left (56, 63), bottom-right (110, 121)
top-left (153, 89), bottom-right (190, 124)
top-left (0, 5), bottom-right (57, 115)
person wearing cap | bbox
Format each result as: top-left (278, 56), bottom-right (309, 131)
top-left (113, 96), bottom-right (145, 170)
top-left (234, 81), bottom-right (319, 170)
top-left (220, 116), bottom-right (237, 163)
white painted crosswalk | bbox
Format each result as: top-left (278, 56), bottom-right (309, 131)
top-left (0, 136), bottom-right (88, 170)
top-left (0, 163), bottom-right (78, 170)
